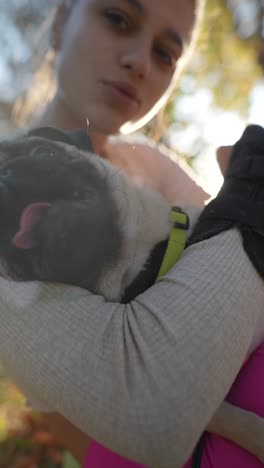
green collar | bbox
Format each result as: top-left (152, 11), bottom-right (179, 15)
top-left (157, 207), bottom-right (189, 278)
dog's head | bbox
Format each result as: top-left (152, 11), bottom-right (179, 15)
top-left (0, 128), bottom-right (171, 300)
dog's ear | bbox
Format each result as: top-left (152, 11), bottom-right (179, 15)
top-left (27, 127), bottom-right (74, 146)
top-left (28, 127), bottom-right (93, 152)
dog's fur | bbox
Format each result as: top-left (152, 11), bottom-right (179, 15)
top-left (0, 128), bottom-right (172, 301)
top-left (0, 127), bottom-right (263, 462)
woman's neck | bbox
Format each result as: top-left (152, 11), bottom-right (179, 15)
top-left (35, 94), bottom-right (108, 155)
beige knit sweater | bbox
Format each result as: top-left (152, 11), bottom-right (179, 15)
top-left (0, 228), bottom-right (263, 467)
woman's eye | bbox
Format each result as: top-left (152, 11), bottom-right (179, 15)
top-left (104, 10), bottom-right (130, 32)
top-left (155, 46), bottom-right (175, 68)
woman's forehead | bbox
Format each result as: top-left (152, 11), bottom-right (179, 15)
top-left (144, 0), bottom-right (195, 45)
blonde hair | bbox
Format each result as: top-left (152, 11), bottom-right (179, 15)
top-left (12, 0), bottom-right (206, 134)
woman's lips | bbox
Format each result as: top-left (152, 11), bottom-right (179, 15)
top-left (101, 80), bottom-right (140, 110)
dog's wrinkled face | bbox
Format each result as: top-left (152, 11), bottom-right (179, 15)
top-left (0, 129), bottom-right (172, 301)
top-left (0, 132), bottom-right (125, 296)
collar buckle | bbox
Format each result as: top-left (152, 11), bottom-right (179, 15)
top-left (157, 206), bottom-right (189, 279)
top-left (171, 206), bottom-right (189, 230)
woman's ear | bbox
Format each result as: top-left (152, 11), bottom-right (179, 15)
top-left (50, 2), bottom-right (70, 51)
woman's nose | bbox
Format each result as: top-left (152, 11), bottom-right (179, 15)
top-left (120, 39), bottom-right (151, 80)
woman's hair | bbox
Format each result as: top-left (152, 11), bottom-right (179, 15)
top-left (12, 0), bottom-right (206, 136)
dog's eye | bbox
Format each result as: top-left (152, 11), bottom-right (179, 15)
top-left (0, 169), bottom-right (12, 189)
top-left (0, 168), bottom-right (11, 179)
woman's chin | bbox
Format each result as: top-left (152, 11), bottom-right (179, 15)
top-left (81, 103), bottom-right (141, 137)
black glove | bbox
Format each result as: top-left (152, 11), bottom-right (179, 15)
top-left (189, 124), bottom-right (264, 279)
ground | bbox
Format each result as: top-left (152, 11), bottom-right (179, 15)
top-left (0, 372), bottom-right (66, 468)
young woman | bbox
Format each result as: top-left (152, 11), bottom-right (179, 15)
top-left (1, 1), bottom-right (264, 467)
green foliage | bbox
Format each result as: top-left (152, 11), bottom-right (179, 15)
top-left (63, 452), bottom-right (80, 468)
top-left (193, 0), bottom-right (262, 114)
top-left (149, 0), bottom-right (263, 145)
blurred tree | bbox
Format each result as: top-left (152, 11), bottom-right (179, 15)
top-left (167, 0), bottom-right (263, 123)
top-left (155, 0), bottom-right (263, 161)
top-left (0, 0), bottom-right (54, 133)
top-left (196, 0), bottom-right (262, 112)
top-left (228, 0), bottom-right (264, 69)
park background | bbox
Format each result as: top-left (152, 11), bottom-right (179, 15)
top-left (0, 0), bottom-right (263, 466)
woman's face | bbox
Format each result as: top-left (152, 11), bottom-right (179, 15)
top-left (53, 0), bottom-right (195, 135)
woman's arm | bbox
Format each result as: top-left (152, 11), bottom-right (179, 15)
top-left (0, 229), bottom-right (262, 467)
top-left (43, 394), bottom-right (264, 465)
top-left (39, 140), bottom-right (210, 464)
top-left (42, 412), bottom-right (90, 464)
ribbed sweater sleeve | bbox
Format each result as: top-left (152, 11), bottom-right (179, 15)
top-left (0, 229), bottom-right (263, 467)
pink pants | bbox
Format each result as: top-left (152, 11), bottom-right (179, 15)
top-left (84, 342), bottom-right (264, 468)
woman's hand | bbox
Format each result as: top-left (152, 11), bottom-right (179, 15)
top-left (42, 412), bottom-right (90, 465)
top-left (208, 402), bottom-right (264, 462)
top-left (216, 146), bottom-right (233, 176)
